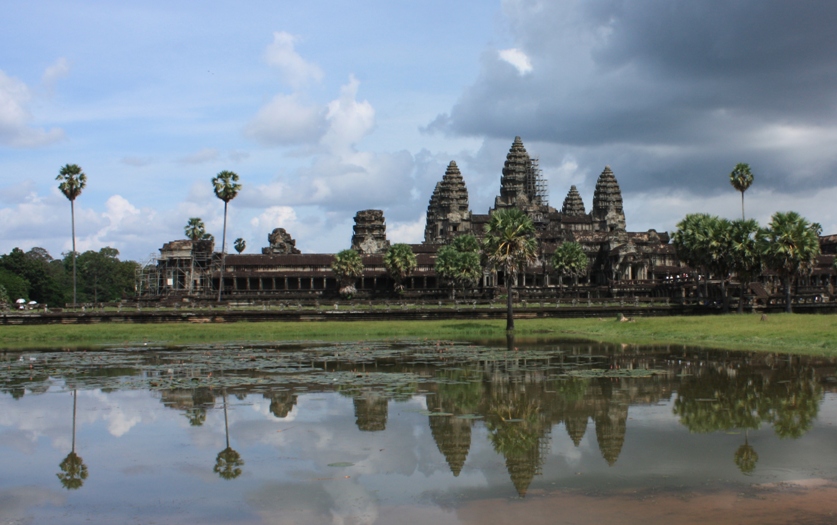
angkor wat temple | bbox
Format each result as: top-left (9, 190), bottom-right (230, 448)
top-left (141, 137), bottom-right (837, 302)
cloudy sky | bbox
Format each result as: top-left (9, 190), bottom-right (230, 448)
top-left (3, 0), bottom-right (837, 261)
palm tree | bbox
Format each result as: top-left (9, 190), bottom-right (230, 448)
top-left (211, 171), bottom-right (242, 301)
top-left (234, 238), bottom-right (246, 254)
top-left (759, 211), bottom-right (821, 313)
top-left (672, 213), bottom-right (715, 299)
top-left (482, 208), bottom-right (538, 331)
top-left (729, 163), bottom-right (754, 220)
top-left (551, 241), bottom-right (588, 295)
top-left (435, 234), bottom-right (482, 300)
top-left (383, 243), bottom-right (417, 292)
top-left (331, 249), bottom-right (364, 297)
top-left (728, 219), bottom-right (762, 313)
top-left (56, 164), bottom-right (87, 305)
top-left (184, 218), bottom-right (207, 293)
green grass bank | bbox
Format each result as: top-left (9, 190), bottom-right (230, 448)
top-left (1, 313), bottom-right (835, 356)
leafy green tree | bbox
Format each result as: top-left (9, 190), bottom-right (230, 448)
top-left (71, 248), bottom-right (138, 303)
top-left (482, 209), bottom-right (538, 331)
top-left (435, 234), bottom-right (482, 300)
top-left (728, 219), bottom-right (762, 313)
top-left (0, 267), bottom-right (29, 302)
top-left (56, 164), bottom-right (87, 305)
top-left (212, 170), bottom-right (242, 301)
top-left (233, 238), bottom-right (246, 254)
top-left (384, 243), bottom-right (417, 292)
top-left (0, 247), bottom-right (67, 305)
top-left (551, 241), bottom-right (588, 293)
top-left (729, 163), bottom-right (754, 220)
top-left (0, 284), bottom-right (8, 308)
top-left (758, 211), bottom-right (821, 313)
top-left (331, 249), bottom-right (364, 297)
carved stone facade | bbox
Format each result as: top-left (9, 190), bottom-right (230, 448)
top-left (591, 166), bottom-right (626, 232)
top-left (561, 185), bottom-right (586, 216)
top-left (351, 209), bottom-right (390, 255)
top-left (262, 228), bottom-right (301, 255)
top-left (424, 161), bottom-right (472, 244)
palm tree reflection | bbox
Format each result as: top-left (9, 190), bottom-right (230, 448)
top-left (214, 390), bottom-right (244, 480)
top-left (57, 389), bottom-right (88, 490)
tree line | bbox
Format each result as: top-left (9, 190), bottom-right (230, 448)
top-left (0, 247), bottom-right (138, 307)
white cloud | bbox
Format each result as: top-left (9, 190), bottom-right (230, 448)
top-left (42, 57), bottom-right (70, 88)
top-left (121, 156), bottom-right (154, 167)
top-left (388, 214), bottom-right (426, 244)
top-left (245, 93), bottom-right (325, 145)
top-left (498, 48), bottom-right (533, 75)
top-left (0, 70), bottom-right (63, 147)
top-left (250, 205), bottom-right (299, 233)
top-left (264, 31), bottom-right (324, 88)
top-left (177, 148), bottom-right (219, 164)
top-left (321, 76), bottom-right (375, 155)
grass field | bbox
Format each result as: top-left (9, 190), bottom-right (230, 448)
top-left (1, 313), bottom-right (835, 355)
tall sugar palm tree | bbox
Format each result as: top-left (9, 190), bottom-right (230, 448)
top-left (56, 164), bottom-right (87, 305)
top-left (758, 211), bottom-right (821, 313)
top-left (383, 243), bottom-right (417, 292)
top-left (184, 218), bottom-right (207, 293)
top-left (729, 163), bottom-right (754, 220)
top-left (482, 209), bottom-right (538, 332)
top-left (211, 171), bottom-right (242, 301)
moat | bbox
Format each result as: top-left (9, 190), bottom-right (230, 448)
top-left (3, 340), bottom-right (837, 524)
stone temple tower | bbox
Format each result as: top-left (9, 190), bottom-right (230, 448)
top-left (494, 136), bottom-right (532, 210)
top-left (561, 185), bottom-right (586, 216)
top-left (424, 161), bottom-right (472, 244)
top-left (591, 166), bottom-right (626, 232)
top-left (351, 209), bottom-right (390, 254)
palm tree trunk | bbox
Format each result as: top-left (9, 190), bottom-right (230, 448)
top-left (71, 199), bottom-right (77, 306)
top-left (737, 281), bottom-right (746, 313)
top-left (506, 269), bottom-right (514, 332)
top-left (720, 279), bottom-right (729, 313)
top-left (741, 191), bottom-right (745, 220)
top-left (217, 201), bottom-right (228, 302)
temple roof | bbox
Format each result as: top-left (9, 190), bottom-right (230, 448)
top-left (561, 185), bottom-right (586, 216)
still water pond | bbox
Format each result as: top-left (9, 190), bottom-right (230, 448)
top-left (3, 339), bottom-right (837, 524)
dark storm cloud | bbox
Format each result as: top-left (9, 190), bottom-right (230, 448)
top-left (429, 0), bottom-right (837, 195)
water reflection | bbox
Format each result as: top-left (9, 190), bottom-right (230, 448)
top-left (214, 390), bottom-right (244, 480)
top-left (56, 389), bottom-right (88, 490)
top-left (2, 341), bottom-right (837, 523)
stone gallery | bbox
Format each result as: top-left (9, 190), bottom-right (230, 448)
top-left (143, 137), bottom-right (835, 302)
